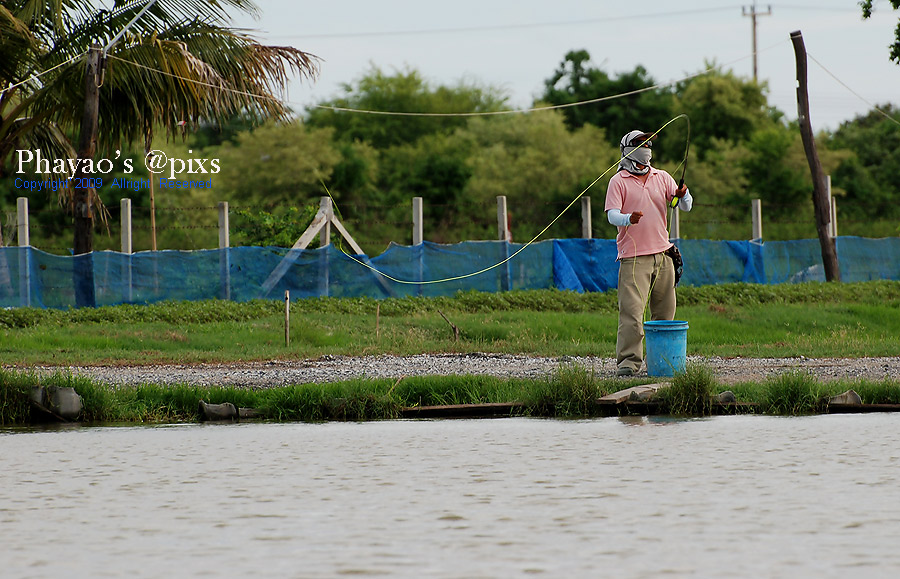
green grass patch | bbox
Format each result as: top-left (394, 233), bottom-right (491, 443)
top-left (5, 363), bottom-right (900, 427)
top-left (658, 363), bottom-right (717, 416)
top-left (4, 282), bottom-right (900, 365)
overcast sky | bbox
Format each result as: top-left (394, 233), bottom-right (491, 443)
top-left (231, 1), bottom-right (900, 131)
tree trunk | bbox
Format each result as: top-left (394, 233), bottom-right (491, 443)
top-left (73, 46), bottom-right (102, 307)
top-left (790, 30), bottom-right (841, 282)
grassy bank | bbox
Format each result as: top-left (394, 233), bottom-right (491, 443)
top-left (3, 364), bottom-right (900, 427)
top-left (2, 281), bottom-right (900, 365)
top-left (3, 281), bottom-right (899, 426)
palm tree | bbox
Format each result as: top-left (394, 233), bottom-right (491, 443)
top-left (2, 0), bottom-right (318, 305)
top-left (1, 0), bottom-right (318, 245)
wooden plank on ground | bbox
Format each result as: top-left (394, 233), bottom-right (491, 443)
top-left (827, 403), bottom-right (900, 414)
top-left (401, 402), bottom-right (524, 419)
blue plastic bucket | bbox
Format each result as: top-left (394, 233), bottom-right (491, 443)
top-left (643, 320), bottom-right (689, 377)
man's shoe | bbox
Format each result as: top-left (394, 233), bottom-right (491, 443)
top-left (616, 367), bottom-right (634, 377)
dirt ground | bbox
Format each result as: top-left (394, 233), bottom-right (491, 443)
top-left (22, 353), bottom-right (900, 389)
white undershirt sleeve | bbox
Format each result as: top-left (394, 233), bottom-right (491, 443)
top-left (677, 189), bottom-right (693, 212)
top-left (607, 208), bottom-right (631, 227)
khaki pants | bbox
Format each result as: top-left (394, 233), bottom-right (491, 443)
top-left (616, 252), bottom-right (676, 372)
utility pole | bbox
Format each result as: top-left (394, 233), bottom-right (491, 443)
top-left (72, 45), bottom-right (103, 307)
top-left (742, 2), bottom-right (772, 82)
top-left (70, 1), bottom-right (159, 307)
top-left (790, 30), bottom-right (840, 282)
top-left (73, 46), bottom-right (102, 257)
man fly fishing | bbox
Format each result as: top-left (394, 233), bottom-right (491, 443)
top-left (604, 130), bottom-right (693, 377)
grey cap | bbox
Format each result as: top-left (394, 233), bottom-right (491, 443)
top-left (620, 130), bottom-right (654, 149)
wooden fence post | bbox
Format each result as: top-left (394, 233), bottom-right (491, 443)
top-left (319, 197), bottom-right (330, 296)
top-left (791, 30), bottom-right (840, 281)
top-left (751, 199), bottom-right (763, 241)
top-left (284, 290), bottom-right (290, 346)
top-left (320, 196), bottom-right (332, 248)
top-left (0, 212), bottom-right (9, 300)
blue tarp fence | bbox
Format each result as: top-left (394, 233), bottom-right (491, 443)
top-left (2, 236), bottom-right (898, 308)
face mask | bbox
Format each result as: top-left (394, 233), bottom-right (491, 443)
top-left (619, 145), bottom-right (652, 175)
top-left (626, 146), bottom-right (652, 167)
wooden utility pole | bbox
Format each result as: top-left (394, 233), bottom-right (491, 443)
top-left (73, 46), bottom-right (101, 255)
top-left (72, 46), bottom-right (103, 306)
top-left (790, 30), bottom-right (840, 282)
top-left (148, 149), bottom-right (158, 250)
top-left (743, 3), bottom-right (771, 82)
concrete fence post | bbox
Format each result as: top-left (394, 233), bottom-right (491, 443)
top-left (496, 196), bottom-right (511, 291)
top-left (831, 196), bottom-right (838, 238)
top-left (412, 196), bottom-right (424, 295)
top-left (581, 196), bottom-right (592, 238)
top-left (120, 198), bottom-right (133, 302)
top-left (751, 199), bottom-right (763, 241)
top-left (218, 201), bottom-right (229, 249)
top-left (16, 197), bottom-right (29, 247)
top-left (16, 197), bottom-right (30, 307)
top-left (496, 196), bottom-right (510, 241)
top-left (826, 175), bottom-right (838, 238)
top-left (218, 201), bottom-right (231, 300)
top-left (412, 197), bottom-right (423, 246)
top-left (120, 198), bottom-right (132, 254)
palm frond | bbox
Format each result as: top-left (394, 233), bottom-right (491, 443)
top-left (2, 0), bottom-right (319, 226)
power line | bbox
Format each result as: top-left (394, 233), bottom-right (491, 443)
top-left (807, 52), bottom-right (900, 127)
top-left (110, 48), bottom-right (775, 118)
top-left (270, 7), bottom-right (738, 40)
top-left (0, 51), bottom-right (88, 96)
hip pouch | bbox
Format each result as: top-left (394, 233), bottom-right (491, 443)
top-left (665, 245), bottom-right (683, 287)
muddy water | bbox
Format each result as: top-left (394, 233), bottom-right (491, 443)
top-left (3, 415), bottom-right (900, 578)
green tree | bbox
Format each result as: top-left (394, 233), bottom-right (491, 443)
top-left (232, 205), bottom-right (318, 247)
top-left (212, 121), bottom-right (341, 206)
top-left (376, 133), bottom-right (473, 243)
top-left (676, 137), bottom-right (750, 239)
top-left (456, 110), bottom-right (619, 241)
top-left (740, 126), bottom-right (810, 208)
top-left (326, 139), bottom-right (380, 209)
top-left (306, 66), bottom-right (509, 149)
top-left (189, 112), bottom-right (266, 149)
top-left (861, 0), bottom-right (900, 63)
top-left (541, 50), bottom-right (676, 156)
top-left (672, 65), bottom-right (779, 156)
top-left (825, 105), bottom-right (900, 220)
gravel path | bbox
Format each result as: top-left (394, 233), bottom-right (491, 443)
top-left (20, 354), bottom-right (900, 389)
